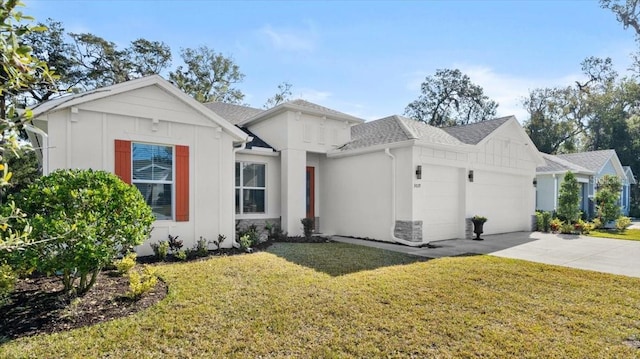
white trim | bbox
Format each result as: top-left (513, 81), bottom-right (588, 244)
top-left (235, 161), bottom-right (267, 215)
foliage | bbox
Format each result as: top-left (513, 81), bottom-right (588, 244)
top-left (237, 223), bottom-right (259, 248)
top-left (114, 252), bottom-right (137, 276)
top-left (151, 241), bottom-right (169, 261)
top-left (264, 81), bottom-right (293, 108)
top-left (0, 262), bottom-right (15, 305)
top-left (557, 171), bottom-right (581, 223)
top-left (126, 265), bottom-right (158, 300)
top-left (592, 217), bottom-right (603, 229)
top-left (174, 250), bottom-right (187, 261)
top-left (211, 234), bottom-right (226, 250)
top-left (3, 245), bottom-right (640, 357)
top-left (193, 236), bottom-right (209, 257)
top-left (616, 216), bottom-right (632, 232)
top-left (559, 222), bottom-right (576, 234)
top-left (0, 146), bottom-right (39, 203)
top-left (536, 211), bottom-right (553, 232)
top-left (169, 45), bottom-right (245, 103)
top-left (550, 218), bottom-right (563, 232)
top-left (265, 221), bottom-right (287, 241)
top-left (238, 234), bottom-right (252, 252)
top-left (167, 234), bottom-right (182, 253)
top-left (595, 175), bottom-right (622, 223)
top-left (581, 221), bottom-right (595, 234)
top-left (0, 0), bottom-right (55, 252)
top-left (8, 169), bottom-right (154, 296)
top-left (471, 215), bottom-right (487, 223)
top-left (404, 68), bottom-right (498, 127)
top-left (301, 217), bottom-right (315, 239)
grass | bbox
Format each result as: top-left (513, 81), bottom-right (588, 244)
top-left (2, 242), bottom-right (640, 358)
top-left (588, 228), bottom-right (640, 241)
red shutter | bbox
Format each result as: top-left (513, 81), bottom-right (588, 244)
top-left (114, 140), bottom-right (131, 184)
top-left (175, 145), bottom-right (189, 222)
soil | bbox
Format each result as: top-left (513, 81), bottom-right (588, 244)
top-left (0, 237), bottom-right (324, 342)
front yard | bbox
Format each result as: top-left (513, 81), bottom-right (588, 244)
top-left (2, 242), bottom-right (640, 357)
top-left (589, 228), bottom-right (640, 241)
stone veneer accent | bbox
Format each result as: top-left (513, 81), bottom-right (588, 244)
top-left (394, 220), bottom-right (423, 242)
top-left (236, 218), bottom-right (281, 242)
top-left (465, 218), bottom-right (474, 239)
top-left (531, 215), bottom-right (537, 231)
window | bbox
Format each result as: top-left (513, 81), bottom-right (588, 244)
top-left (132, 143), bottom-right (174, 220)
top-left (235, 162), bottom-right (266, 214)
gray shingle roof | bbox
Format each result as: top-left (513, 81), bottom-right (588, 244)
top-left (339, 115), bottom-right (462, 151)
top-left (536, 153), bottom-right (595, 174)
top-left (442, 116), bottom-right (512, 145)
top-left (204, 102), bottom-right (264, 125)
top-left (285, 99), bottom-right (363, 123)
top-left (554, 149), bottom-right (616, 173)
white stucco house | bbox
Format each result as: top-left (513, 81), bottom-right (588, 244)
top-left (28, 75), bottom-right (544, 254)
top-left (535, 149), bottom-right (636, 217)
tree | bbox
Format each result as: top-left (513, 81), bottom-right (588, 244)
top-left (557, 171), bottom-right (581, 223)
top-left (595, 174), bottom-right (623, 223)
top-left (264, 81), bottom-right (292, 108)
top-left (169, 46), bottom-right (245, 103)
top-left (404, 68), bottom-right (498, 127)
top-left (9, 169), bottom-right (154, 296)
top-left (601, 0), bottom-right (640, 39)
top-left (0, 0), bottom-right (55, 251)
top-left (0, 146), bottom-right (39, 203)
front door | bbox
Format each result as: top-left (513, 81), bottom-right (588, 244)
top-left (306, 166), bottom-right (315, 219)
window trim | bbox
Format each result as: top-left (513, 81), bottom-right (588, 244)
top-left (235, 161), bottom-right (267, 215)
top-left (131, 142), bottom-right (176, 221)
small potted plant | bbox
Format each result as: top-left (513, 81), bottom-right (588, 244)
top-left (471, 215), bottom-right (487, 241)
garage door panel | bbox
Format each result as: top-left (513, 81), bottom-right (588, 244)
top-left (419, 165), bottom-right (460, 240)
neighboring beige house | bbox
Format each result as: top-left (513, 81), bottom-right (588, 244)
top-left (535, 149), bottom-right (635, 217)
top-left (29, 75), bottom-right (544, 254)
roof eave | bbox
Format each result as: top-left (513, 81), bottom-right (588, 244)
top-left (327, 139), bottom-right (416, 158)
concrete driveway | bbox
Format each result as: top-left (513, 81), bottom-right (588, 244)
top-left (332, 231), bottom-right (640, 278)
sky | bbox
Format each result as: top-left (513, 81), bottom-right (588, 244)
top-left (24, 0), bottom-right (638, 122)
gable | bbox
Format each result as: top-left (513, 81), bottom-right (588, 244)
top-left (477, 118), bottom-right (544, 166)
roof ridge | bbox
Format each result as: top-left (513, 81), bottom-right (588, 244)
top-left (393, 115), bottom-right (418, 139)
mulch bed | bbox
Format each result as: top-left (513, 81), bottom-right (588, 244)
top-left (0, 237), bottom-right (327, 341)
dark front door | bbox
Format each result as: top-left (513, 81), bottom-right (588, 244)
top-left (306, 166), bottom-right (315, 219)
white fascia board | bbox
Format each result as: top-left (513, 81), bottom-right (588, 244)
top-left (236, 148), bottom-right (280, 157)
top-left (326, 139), bottom-right (416, 158)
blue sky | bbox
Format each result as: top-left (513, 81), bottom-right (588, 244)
top-left (25, 0), bottom-right (637, 122)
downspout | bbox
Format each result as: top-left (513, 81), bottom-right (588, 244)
top-left (384, 148), bottom-right (423, 247)
top-left (553, 174), bottom-right (558, 211)
top-left (231, 139), bottom-right (251, 249)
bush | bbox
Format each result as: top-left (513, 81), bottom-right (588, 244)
top-left (550, 218), bottom-right (563, 232)
top-left (127, 265), bottom-right (158, 300)
top-left (560, 222), bottom-right (575, 234)
top-left (541, 211), bottom-right (552, 232)
top-left (151, 241), bottom-right (169, 261)
top-left (592, 217), bottom-right (603, 229)
top-left (8, 169), bottom-right (154, 296)
top-left (167, 235), bottom-right (183, 253)
top-left (0, 263), bottom-right (16, 306)
top-left (557, 172), bottom-right (581, 224)
top-left (238, 234), bottom-right (252, 252)
top-left (301, 218), bottom-right (315, 240)
top-left (174, 250), bottom-right (187, 261)
top-left (265, 222), bottom-right (287, 241)
top-left (616, 216), bottom-right (632, 232)
top-left (581, 221), bottom-right (595, 235)
top-left (194, 236), bottom-right (209, 257)
top-left (211, 234), bottom-right (226, 250)
top-left (595, 175), bottom-right (622, 223)
top-left (114, 252), bottom-right (137, 275)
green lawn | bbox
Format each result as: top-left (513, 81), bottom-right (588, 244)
top-left (2, 242), bottom-right (640, 358)
top-left (589, 228), bottom-right (640, 241)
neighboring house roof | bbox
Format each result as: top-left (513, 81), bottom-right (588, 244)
top-left (239, 98), bottom-right (364, 126)
top-left (442, 116), bottom-right (512, 145)
top-left (624, 166), bottom-right (637, 184)
top-left (339, 115), bottom-right (463, 151)
top-left (554, 149), bottom-right (620, 174)
top-left (536, 153), bottom-right (595, 175)
top-left (32, 75), bottom-right (249, 143)
top-left (204, 102), bottom-right (264, 125)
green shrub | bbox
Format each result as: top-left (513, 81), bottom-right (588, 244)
top-left (560, 222), bottom-right (575, 234)
top-left (127, 265), bottom-right (158, 300)
top-left (595, 175), bottom-right (622, 223)
top-left (581, 221), bottom-right (595, 235)
top-left (175, 250), bottom-right (187, 261)
top-left (8, 169), bottom-right (154, 296)
top-left (265, 222), bottom-right (287, 241)
top-left (301, 218), bottom-right (314, 240)
top-left (194, 236), bottom-right (209, 257)
top-left (542, 211), bottom-right (552, 232)
top-left (151, 241), bottom-right (169, 261)
top-left (535, 212), bottom-right (544, 231)
top-left (0, 263), bottom-right (16, 306)
top-left (592, 217), bottom-right (603, 229)
top-left (114, 252), bottom-right (137, 275)
top-left (238, 234), bottom-right (252, 252)
top-left (616, 216), bottom-right (632, 232)
top-left (557, 171), bottom-right (581, 224)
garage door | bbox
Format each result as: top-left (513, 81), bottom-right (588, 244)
top-left (473, 172), bottom-right (528, 233)
top-left (420, 165), bottom-right (461, 240)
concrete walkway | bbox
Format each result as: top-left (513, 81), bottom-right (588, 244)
top-left (332, 231), bottom-right (640, 278)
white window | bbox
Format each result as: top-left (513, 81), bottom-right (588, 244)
top-left (132, 143), bottom-right (174, 220)
top-left (235, 162), bottom-right (266, 214)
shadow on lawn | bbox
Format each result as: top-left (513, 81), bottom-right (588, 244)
top-left (266, 241), bottom-right (430, 276)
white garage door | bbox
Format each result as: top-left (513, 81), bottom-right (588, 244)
top-left (420, 165), bottom-right (461, 240)
top-left (473, 172), bottom-right (528, 233)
